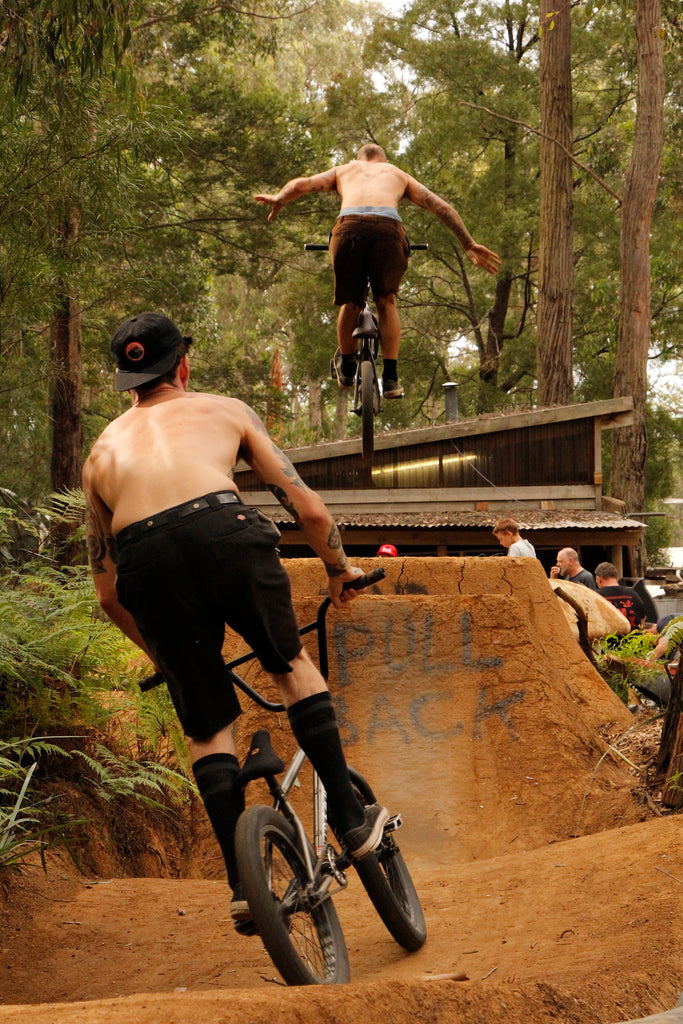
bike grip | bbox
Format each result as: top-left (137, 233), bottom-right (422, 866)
top-left (139, 671), bottom-right (165, 692)
top-left (341, 567), bottom-right (386, 592)
top-left (304, 243), bottom-right (329, 251)
top-left (409, 243), bottom-right (429, 250)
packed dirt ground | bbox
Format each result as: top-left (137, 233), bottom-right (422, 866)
top-left (2, 558), bottom-right (683, 1024)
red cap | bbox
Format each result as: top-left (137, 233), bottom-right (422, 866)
top-left (377, 543), bottom-right (398, 557)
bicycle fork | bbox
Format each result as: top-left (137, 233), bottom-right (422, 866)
top-left (265, 746), bottom-right (350, 905)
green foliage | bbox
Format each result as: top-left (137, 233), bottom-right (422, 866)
top-left (592, 630), bottom-right (666, 705)
top-left (0, 0), bottom-right (135, 106)
top-left (0, 738), bottom-right (79, 874)
top-left (70, 744), bottom-right (193, 810)
top-left (0, 556), bottom-right (120, 738)
top-left (0, 500), bottom-right (196, 876)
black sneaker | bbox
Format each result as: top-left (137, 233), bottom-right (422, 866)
top-left (231, 884), bottom-right (256, 936)
top-left (333, 348), bottom-right (355, 389)
top-left (382, 379), bottom-right (404, 399)
top-left (342, 803), bottom-right (390, 860)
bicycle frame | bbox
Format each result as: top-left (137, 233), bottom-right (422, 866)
top-left (222, 569), bottom-right (386, 885)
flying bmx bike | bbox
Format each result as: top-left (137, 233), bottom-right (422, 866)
top-left (305, 242), bottom-right (427, 466)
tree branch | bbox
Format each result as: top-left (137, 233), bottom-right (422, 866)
top-left (461, 101), bottom-right (622, 205)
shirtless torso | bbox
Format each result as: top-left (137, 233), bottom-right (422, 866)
top-left (325, 160), bottom-right (413, 210)
top-left (83, 387), bottom-right (248, 536)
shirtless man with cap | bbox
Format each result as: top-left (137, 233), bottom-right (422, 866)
top-left (82, 311), bottom-right (389, 934)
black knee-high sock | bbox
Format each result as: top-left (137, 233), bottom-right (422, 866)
top-left (192, 753), bottom-right (244, 890)
top-left (287, 692), bottom-right (364, 834)
top-left (382, 359), bottom-right (398, 382)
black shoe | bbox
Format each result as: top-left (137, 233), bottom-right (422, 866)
top-left (333, 349), bottom-right (355, 389)
top-left (231, 883), bottom-right (256, 935)
top-left (382, 379), bottom-right (404, 399)
top-left (342, 803), bottom-right (390, 860)
top-left (234, 918), bottom-right (258, 937)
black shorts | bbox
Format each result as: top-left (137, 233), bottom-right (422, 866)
top-left (115, 493), bottom-right (303, 741)
top-left (329, 215), bottom-right (410, 307)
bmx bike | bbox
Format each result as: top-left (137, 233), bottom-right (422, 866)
top-left (305, 242), bottom-right (427, 466)
top-left (232, 566), bottom-right (425, 984)
top-left (140, 568), bottom-right (426, 985)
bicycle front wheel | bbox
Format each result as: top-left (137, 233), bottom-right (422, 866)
top-left (349, 769), bottom-right (427, 952)
top-left (360, 358), bottom-right (376, 464)
top-left (235, 805), bottom-right (350, 986)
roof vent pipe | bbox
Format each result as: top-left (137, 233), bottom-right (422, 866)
top-left (443, 382), bottom-right (459, 423)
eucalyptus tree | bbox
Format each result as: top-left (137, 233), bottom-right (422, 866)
top-left (610, 0), bottom-right (665, 572)
top-left (536, 0), bottom-right (574, 406)
top-left (368, 0), bottom-right (541, 414)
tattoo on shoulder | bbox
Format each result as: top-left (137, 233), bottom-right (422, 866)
top-left (245, 405), bottom-right (269, 436)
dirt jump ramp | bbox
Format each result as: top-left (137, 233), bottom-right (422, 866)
top-left (226, 556), bottom-right (640, 867)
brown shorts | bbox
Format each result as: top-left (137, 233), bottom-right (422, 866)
top-left (329, 215), bottom-right (410, 307)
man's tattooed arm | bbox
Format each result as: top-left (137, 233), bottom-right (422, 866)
top-left (410, 182), bottom-right (475, 250)
top-left (86, 505), bottom-right (117, 573)
top-left (321, 523), bottom-right (348, 578)
top-left (268, 484), bottom-right (300, 523)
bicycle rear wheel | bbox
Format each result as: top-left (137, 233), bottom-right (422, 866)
top-left (349, 769), bottom-right (427, 952)
top-left (235, 805), bottom-right (350, 986)
top-left (360, 358), bottom-right (376, 464)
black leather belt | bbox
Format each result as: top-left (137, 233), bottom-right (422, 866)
top-left (117, 490), bottom-right (241, 546)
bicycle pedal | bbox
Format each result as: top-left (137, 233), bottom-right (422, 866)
top-left (384, 812), bottom-right (402, 833)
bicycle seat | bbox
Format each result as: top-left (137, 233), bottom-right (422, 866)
top-left (237, 729), bottom-right (285, 786)
top-left (352, 306), bottom-right (379, 339)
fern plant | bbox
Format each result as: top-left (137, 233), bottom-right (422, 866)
top-left (0, 501), bottom-right (196, 876)
top-left (0, 738), bottom-right (81, 874)
top-left (593, 630), bottom-right (666, 704)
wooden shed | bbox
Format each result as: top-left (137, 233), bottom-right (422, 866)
top-left (235, 397), bottom-right (644, 577)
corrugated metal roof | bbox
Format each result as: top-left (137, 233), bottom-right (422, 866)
top-left (272, 509), bottom-right (643, 532)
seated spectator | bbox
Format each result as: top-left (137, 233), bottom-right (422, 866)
top-left (550, 547), bottom-right (598, 590)
top-left (594, 562), bottom-right (646, 629)
top-left (648, 614), bottom-right (683, 661)
top-left (492, 517), bottom-right (536, 557)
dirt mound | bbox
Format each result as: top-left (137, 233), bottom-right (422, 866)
top-left (0, 557), bottom-right (680, 1024)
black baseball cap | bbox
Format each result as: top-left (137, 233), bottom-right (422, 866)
top-left (110, 312), bottom-right (191, 392)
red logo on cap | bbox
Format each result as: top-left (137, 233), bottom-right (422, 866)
top-left (125, 342), bottom-right (145, 362)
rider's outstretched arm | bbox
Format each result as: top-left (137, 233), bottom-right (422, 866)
top-left (254, 169), bottom-right (338, 222)
top-left (403, 176), bottom-right (501, 275)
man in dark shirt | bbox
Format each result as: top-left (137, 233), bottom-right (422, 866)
top-left (550, 547), bottom-right (598, 590)
top-left (594, 562), bottom-right (646, 629)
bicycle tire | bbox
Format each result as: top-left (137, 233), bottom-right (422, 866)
top-left (360, 358), bottom-right (376, 463)
top-left (349, 769), bottom-right (427, 952)
top-left (235, 805), bottom-right (350, 986)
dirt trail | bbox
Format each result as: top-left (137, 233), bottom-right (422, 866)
top-left (1, 558), bottom-right (681, 1024)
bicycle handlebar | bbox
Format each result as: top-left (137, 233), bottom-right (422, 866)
top-left (138, 567), bottom-right (386, 694)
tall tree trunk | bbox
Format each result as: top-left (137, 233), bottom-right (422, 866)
top-left (308, 377), bottom-right (323, 433)
top-left (49, 292), bottom-right (83, 493)
top-left (536, 0), bottom-right (574, 407)
top-left (49, 211), bottom-right (84, 564)
top-left (610, 0), bottom-right (665, 577)
top-left (333, 388), bottom-right (347, 440)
